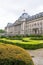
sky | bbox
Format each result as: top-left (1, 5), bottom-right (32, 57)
top-left (0, 0), bottom-right (43, 29)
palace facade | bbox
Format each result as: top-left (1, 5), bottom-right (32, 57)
top-left (5, 12), bottom-right (43, 36)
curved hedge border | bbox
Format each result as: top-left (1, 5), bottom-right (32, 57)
top-left (0, 39), bottom-right (43, 50)
top-left (30, 37), bottom-right (43, 40)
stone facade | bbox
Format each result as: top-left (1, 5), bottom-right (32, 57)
top-left (26, 17), bottom-right (43, 35)
top-left (5, 12), bottom-right (43, 36)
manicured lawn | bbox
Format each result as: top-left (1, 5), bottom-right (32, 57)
top-left (0, 37), bottom-right (43, 44)
top-left (0, 37), bottom-right (43, 49)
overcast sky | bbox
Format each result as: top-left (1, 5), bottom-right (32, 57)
top-left (0, 0), bottom-right (43, 29)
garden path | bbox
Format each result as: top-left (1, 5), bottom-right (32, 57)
top-left (27, 48), bottom-right (43, 65)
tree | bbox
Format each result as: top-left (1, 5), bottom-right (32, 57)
top-left (0, 29), bottom-right (5, 33)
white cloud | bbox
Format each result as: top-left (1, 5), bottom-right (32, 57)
top-left (0, 0), bottom-right (43, 29)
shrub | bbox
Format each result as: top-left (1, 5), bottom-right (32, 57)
top-left (0, 35), bottom-right (6, 38)
top-left (0, 44), bottom-right (34, 65)
top-left (24, 34), bottom-right (42, 37)
top-left (3, 35), bottom-right (23, 40)
top-left (30, 37), bottom-right (43, 40)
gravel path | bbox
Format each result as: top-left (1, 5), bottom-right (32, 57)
top-left (27, 48), bottom-right (43, 65)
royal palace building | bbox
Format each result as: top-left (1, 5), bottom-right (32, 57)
top-left (5, 12), bottom-right (43, 36)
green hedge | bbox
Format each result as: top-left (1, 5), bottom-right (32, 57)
top-left (0, 35), bottom-right (23, 40)
top-left (15, 43), bottom-right (43, 50)
top-left (0, 39), bottom-right (43, 50)
top-left (1, 35), bottom-right (43, 40)
top-left (25, 34), bottom-right (43, 37)
top-left (30, 37), bottom-right (43, 40)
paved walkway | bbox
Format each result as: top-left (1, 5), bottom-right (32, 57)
top-left (27, 49), bottom-right (43, 65)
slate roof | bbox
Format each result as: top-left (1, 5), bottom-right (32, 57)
top-left (6, 12), bottom-right (43, 27)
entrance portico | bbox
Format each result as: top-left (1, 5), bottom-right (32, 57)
top-left (33, 28), bottom-right (39, 35)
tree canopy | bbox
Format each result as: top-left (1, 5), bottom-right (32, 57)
top-left (0, 29), bottom-right (5, 33)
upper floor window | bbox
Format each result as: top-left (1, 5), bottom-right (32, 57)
top-left (34, 23), bottom-right (36, 26)
top-left (40, 22), bottom-right (42, 25)
top-left (37, 23), bottom-right (39, 26)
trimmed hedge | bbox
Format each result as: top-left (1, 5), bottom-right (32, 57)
top-left (0, 44), bottom-right (34, 65)
top-left (0, 39), bottom-right (43, 50)
top-left (23, 34), bottom-right (43, 37)
top-left (0, 35), bottom-right (23, 40)
top-left (30, 37), bottom-right (43, 40)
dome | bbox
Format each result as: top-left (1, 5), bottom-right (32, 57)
top-left (7, 23), bottom-right (12, 26)
top-left (18, 12), bottom-right (30, 21)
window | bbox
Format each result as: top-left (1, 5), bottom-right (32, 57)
top-left (40, 22), bottom-right (42, 25)
top-left (34, 23), bottom-right (36, 26)
top-left (37, 23), bottom-right (39, 26)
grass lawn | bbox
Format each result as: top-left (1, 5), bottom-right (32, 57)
top-left (0, 37), bottom-right (43, 44)
top-left (0, 37), bottom-right (43, 49)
